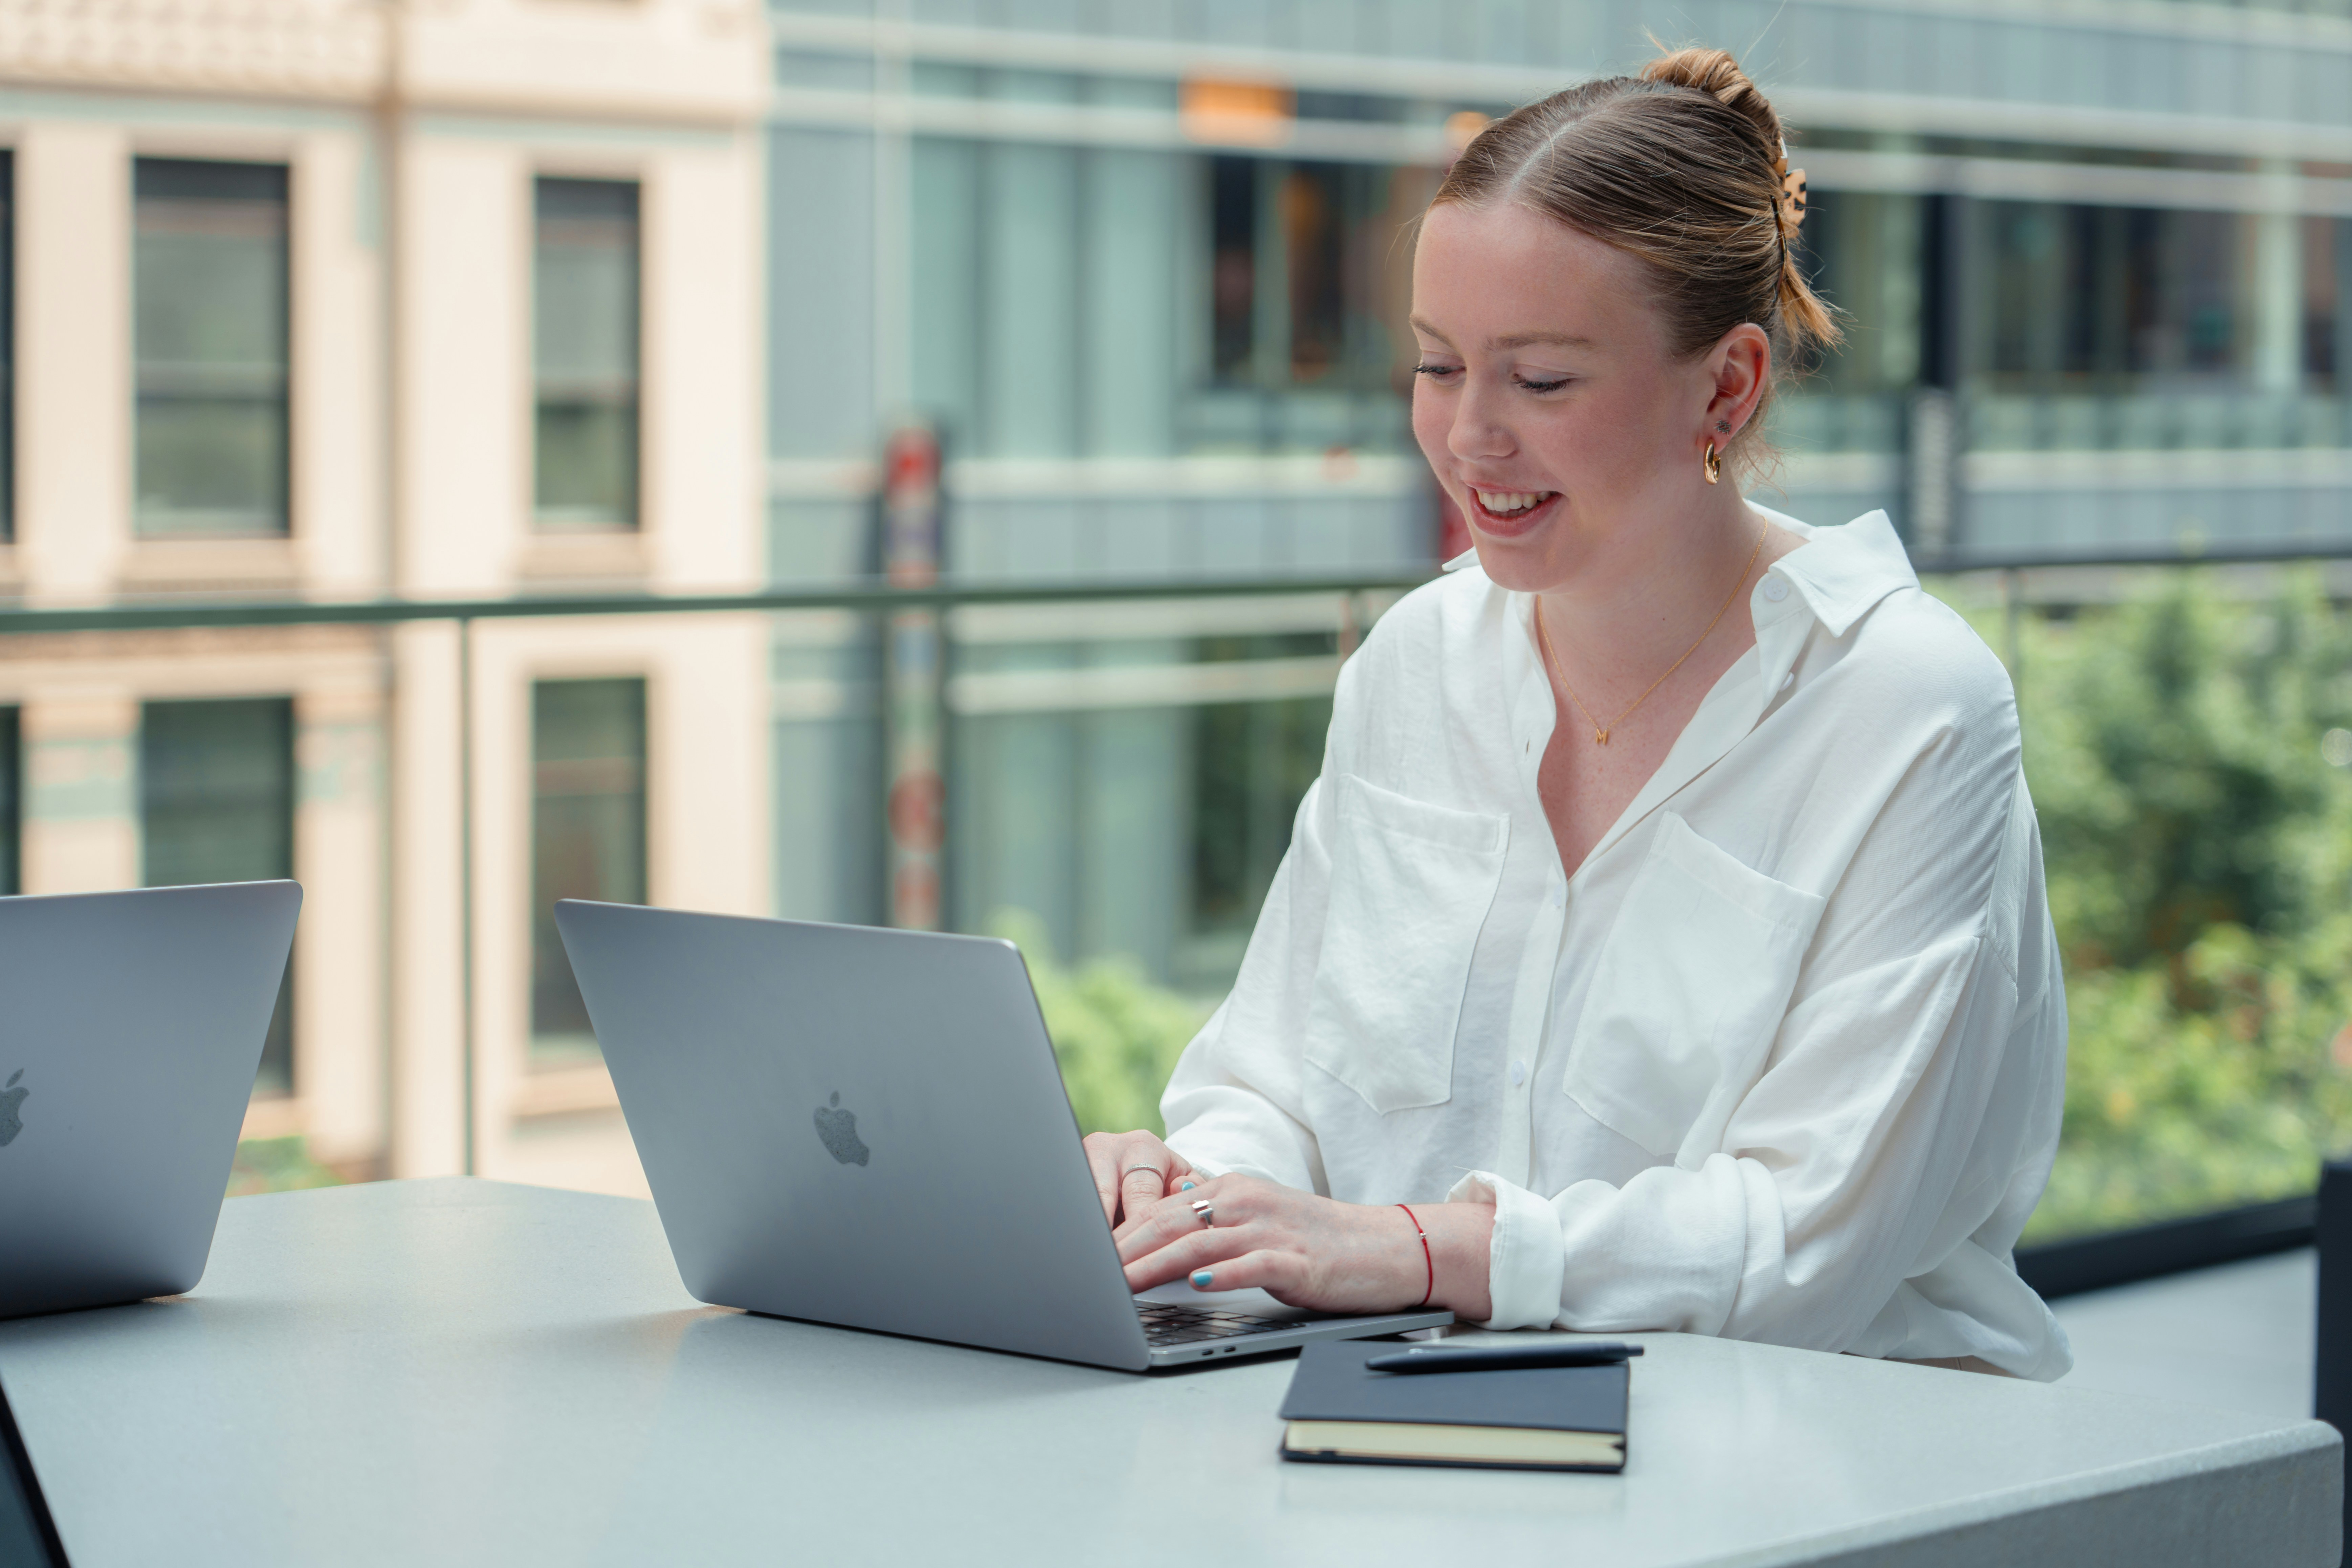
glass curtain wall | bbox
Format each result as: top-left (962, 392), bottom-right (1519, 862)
top-left (1781, 188), bottom-right (1923, 455)
top-left (0, 706), bottom-right (18, 898)
top-left (1969, 201), bottom-right (2346, 450)
top-left (132, 160), bottom-right (289, 537)
top-left (529, 678), bottom-right (647, 1060)
top-left (1197, 154), bottom-right (1427, 453)
top-left (911, 131), bottom-right (1182, 459)
top-left (1186, 671), bottom-right (1332, 988)
top-left (947, 632), bottom-right (1335, 996)
top-left (533, 178), bottom-right (641, 530)
top-left (139, 699), bottom-right (296, 1095)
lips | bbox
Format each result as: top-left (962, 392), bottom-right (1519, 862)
top-left (1465, 486), bottom-right (1561, 535)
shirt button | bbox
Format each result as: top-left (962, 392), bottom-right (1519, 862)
top-left (1761, 577), bottom-right (1789, 603)
top-left (1549, 882), bottom-right (1566, 909)
top-left (1509, 1060), bottom-right (1527, 1087)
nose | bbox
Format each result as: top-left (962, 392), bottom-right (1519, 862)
top-left (1447, 378), bottom-right (1515, 465)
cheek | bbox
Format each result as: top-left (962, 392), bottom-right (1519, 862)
top-left (1409, 385), bottom-right (1450, 465)
top-left (1527, 387), bottom-right (1678, 482)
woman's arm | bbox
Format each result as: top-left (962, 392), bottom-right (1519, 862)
top-left (1470, 753), bottom-right (2069, 1374)
top-left (1112, 1174), bottom-right (1495, 1320)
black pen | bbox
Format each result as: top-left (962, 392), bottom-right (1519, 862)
top-left (1364, 1340), bottom-right (1643, 1373)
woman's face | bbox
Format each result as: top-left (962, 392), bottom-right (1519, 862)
top-left (1409, 201), bottom-right (1730, 594)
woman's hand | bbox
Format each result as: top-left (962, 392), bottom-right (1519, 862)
top-left (1081, 1129), bottom-right (1197, 1230)
top-left (1114, 1172), bottom-right (1496, 1322)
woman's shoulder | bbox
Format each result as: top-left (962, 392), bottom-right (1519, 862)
top-left (1768, 508), bottom-right (2016, 732)
top-left (1353, 554), bottom-right (1508, 665)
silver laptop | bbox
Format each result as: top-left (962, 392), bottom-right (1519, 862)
top-left (0, 881), bottom-right (302, 1320)
top-left (554, 900), bottom-right (1452, 1370)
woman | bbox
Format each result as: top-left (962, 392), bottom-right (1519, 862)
top-left (1087, 47), bottom-right (2069, 1379)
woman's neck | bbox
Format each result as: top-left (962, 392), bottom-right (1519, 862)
top-left (1532, 485), bottom-right (1782, 691)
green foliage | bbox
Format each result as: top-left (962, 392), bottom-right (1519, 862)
top-left (987, 910), bottom-right (1212, 1138)
top-left (227, 1135), bottom-right (343, 1198)
top-left (1939, 571), bottom-right (2352, 1240)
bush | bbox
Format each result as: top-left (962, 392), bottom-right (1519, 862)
top-left (227, 1135), bottom-right (343, 1197)
top-left (1939, 570), bottom-right (2352, 1240)
top-left (986, 910), bottom-right (1212, 1138)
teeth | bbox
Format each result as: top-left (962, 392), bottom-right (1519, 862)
top-left (1474, 489), bottom-right (1545, 514)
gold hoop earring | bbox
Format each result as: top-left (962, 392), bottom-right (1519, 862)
top-left (1702, 442), bottom-right (1722, 485)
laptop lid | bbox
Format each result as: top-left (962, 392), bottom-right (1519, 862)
top-left (556, 901), bottom-right (1159, 1370)
top-left (0, 882), bottom-right (302, 1319)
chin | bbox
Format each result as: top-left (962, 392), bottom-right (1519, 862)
top-left (1462, 513), bottom-right (1570, 595)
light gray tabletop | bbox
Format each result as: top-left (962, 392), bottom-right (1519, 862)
top-left (0, 1178), bottom-right (2338, 1567)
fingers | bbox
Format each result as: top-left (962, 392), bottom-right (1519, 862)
top-left (1116, 1174), bottom-right (1243, 1265)
top-left (1082, 1130), bottom-right (1193, 1228)
top-left (1175, 1248), bottom-right (1309, 1301)
top-left (1121, 1220), bottom-right (1256, 1294)
top-left (1119, 1164), bottom-right (1168, 1226)
top-left (1082, 1133), bottom-right (1125, 1225)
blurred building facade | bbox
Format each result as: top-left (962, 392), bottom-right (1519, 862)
top-left (0, 0), bottom-right (2348, 1195)
top-left (767, 0), bottom-right (2352, 988)
top-left (0, 0), bottom-right (770, 1190)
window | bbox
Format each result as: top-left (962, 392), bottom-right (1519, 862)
top-left (140, 699), bottom-right (295, 1095)
top-left (533, 179), bottom-right (640, 530)
top-left (0, 152), bottom-right (14, 545)
top-left (531, 678), bottom-right (646, 1059)
top-left (133, 160), bottom-right (289, 537)
top-left (0, 706), bottom-right (19, 897)
top-left (1193, 155), bottom-right (1423, 452)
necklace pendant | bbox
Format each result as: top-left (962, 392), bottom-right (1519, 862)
top-left (1594, 728), bottom-right (1610, 746)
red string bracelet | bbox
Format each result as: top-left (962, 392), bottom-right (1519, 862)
top-left (1397, 1203), bottom-right (1433, 1308)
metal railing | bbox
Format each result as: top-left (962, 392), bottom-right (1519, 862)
top-left (5, 546), bottom-right (2349, 1282)
top-left (0, 570), bottom-right (1430, 1174)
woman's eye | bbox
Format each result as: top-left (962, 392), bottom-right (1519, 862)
top-left (1515, 375), bottom-right (1572, 394)
top-left (1411, 362), bottom-right (1461, 380)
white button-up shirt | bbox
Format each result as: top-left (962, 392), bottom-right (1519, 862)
top-left (1163, 507), bottom-right (2071, 1380)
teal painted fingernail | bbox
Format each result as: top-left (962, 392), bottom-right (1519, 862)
top-left (1190, 1269), bottom-right (1214, 1289)
top-left (1180, 1180), bottom-right (1197, 1191)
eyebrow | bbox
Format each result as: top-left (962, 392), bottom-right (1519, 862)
top-left (1408, 317), bottom-right (1597, 352)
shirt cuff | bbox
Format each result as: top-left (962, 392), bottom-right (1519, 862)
top-left (1445, 1170), bottom-right (1566, 1330)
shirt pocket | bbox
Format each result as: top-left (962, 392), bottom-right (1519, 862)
top-left (1304, 774), bottom-right (1509, 1115)
top-left (1563, 812), bottom-right (1827, 1164)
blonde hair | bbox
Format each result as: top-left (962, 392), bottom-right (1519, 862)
top-left (1432, 46), bottom-right (1841, 473)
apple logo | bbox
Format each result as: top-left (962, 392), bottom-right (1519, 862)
top-left (0, 1070), bottom-right (24, 1148)
top-left (813, 1091), bottom-right (869, 1167)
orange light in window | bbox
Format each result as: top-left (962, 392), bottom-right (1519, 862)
top-left (1180, 78), bottom-right (1296, 148)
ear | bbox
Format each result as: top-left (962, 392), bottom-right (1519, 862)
top-left (1702, 323), bottom-right (1772, 444)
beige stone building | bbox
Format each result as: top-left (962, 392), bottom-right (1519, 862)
top-left (0, 0), bottom-right (773, 1194)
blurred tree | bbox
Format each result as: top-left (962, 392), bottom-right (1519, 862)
top-left (227, 1136), bottom-right (342, 1198)
top-left (1946, 570), bottom-right (2352, 1238)
top-left (988, 909), bottom-right (1211, 1138)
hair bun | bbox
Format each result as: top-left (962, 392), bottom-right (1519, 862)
top-left (1640, 46), bottom-right (1784, 158)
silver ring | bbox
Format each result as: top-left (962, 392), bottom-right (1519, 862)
top-left (1191, 1199), bottom-right (1215, 1227)
top-left (1121, 1165), bottom-right (1166, 1184)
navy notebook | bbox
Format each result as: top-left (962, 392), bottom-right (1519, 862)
top-left (1277, 1340), bottom-right (1629, 1472)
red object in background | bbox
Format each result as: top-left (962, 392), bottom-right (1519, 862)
top-left (1435, 486), bottom-right (1472, 563)
top-left (883, 426), bottom-right (942, 589)
top-left (886, 769), bottom-right (945, 853)
top-left (884, 425), bottom-right (940, 499)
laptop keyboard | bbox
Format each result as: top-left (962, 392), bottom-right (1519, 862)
top-left (1137, 1302), bottom-right (1291, 1346)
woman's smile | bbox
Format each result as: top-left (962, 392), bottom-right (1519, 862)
top-left (1465, 485), bottom-right (1563, 536)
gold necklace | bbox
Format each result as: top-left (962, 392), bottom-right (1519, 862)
top-left (1533, 520), bottom-right (1770, 746)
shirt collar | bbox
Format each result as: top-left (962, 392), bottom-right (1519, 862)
top-left (1751, 505), bottom-right (1917, 638)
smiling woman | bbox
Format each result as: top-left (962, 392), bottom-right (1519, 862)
top-left (1083, 46), bottom-right (2072, 1381)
